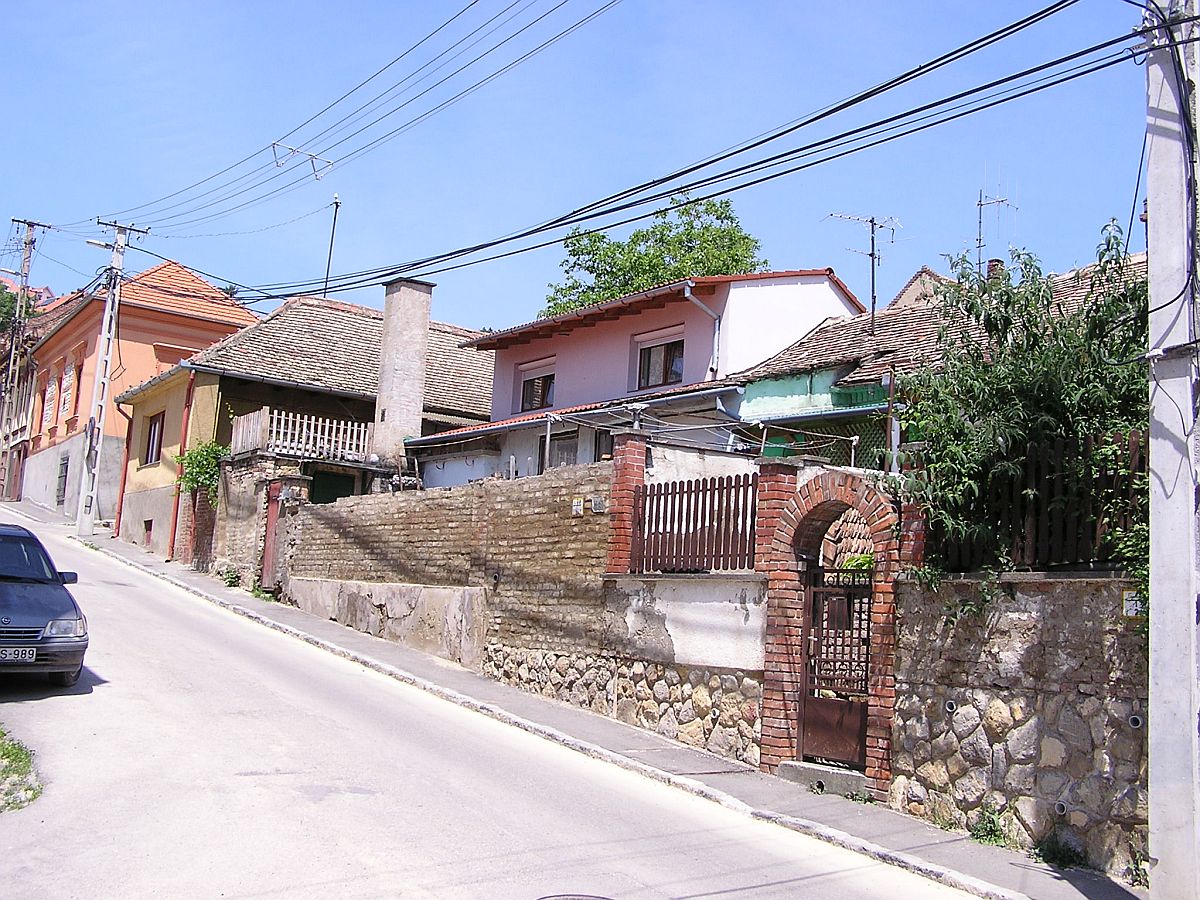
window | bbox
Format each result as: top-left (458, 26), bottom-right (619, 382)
top-left (638, 339), bottom-right (685, 389)
top-left (538, 431), bottom-right (578, 474)
top-left (144, 412), bottom-right (165, 465)
top-left (594, 429), bottom-right (614, 461)
top-left (521, 373), bottom-right (555, 411)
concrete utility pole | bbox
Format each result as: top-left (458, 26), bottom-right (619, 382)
top-left (1, 219), bottom-right (48, 488)
top-left (75, 221), bottom-right (148, 536)
top-left (1145, 3), bottom-right (1200, 897)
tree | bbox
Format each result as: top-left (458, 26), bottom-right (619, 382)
top-left (542, 194), bottom-right (767, 317)
top-left (0, 287), bottom-right (18, 333)
top-left (897, 222), bottom-right (1148, 592)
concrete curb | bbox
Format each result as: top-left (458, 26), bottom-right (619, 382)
top-left (70, 533), bottom-right (1029, 900)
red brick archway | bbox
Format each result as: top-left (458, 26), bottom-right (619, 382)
top-left (756, 463), bottom-right (900, 796)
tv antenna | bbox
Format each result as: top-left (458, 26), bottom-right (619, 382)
top-left (975, 189), bottom-right (1017, 271)
top-left (829, 213), bottom-right (900, 334)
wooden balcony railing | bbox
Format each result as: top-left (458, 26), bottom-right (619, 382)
top-left (231, 407), bottom-right (373, 462)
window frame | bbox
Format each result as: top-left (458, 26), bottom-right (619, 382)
top-left (537, 430), bottom-right (578, 475)
top-left (143, 411), bottom-right (166, 466)
top-left (520, 372), bottom-right (555, 412)
top-left (637, 338), bottom-right (685, 390)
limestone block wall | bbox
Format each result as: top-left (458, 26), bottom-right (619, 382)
top-left (482, 646), bottom-right (762, 766)
top-left (892, 576), bottom-right (1147, 874)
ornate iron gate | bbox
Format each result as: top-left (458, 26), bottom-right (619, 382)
top-left (799, 567), bottom-right (872, 768)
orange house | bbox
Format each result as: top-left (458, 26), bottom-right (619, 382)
top-left (18, 261), bottom-right (257, 519)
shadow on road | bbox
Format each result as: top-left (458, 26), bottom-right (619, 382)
top-left (0, 666), bottom-right (107, 702)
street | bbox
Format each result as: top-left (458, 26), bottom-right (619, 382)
top-left (0, 522), bottom-right (967, 899)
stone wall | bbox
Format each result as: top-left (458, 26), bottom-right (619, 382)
top-left (891, 575), bottom-right (1147, 874)
top-left (482, 645), bottom-right (762, 766)
top-left (214, 453), bottom-right (300, 584)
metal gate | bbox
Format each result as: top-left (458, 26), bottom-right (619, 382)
top-left (799, 567), bottom-right (872, 769)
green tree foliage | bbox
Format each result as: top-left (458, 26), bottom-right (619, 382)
top-left (0, 287), bottom-right (19, 333)
top-left (175, 441), bottom-right (230, 503)
top-left (542, 194), bottom-right (767, 317)
top-left (898, 223), bottom-right (1147, 585)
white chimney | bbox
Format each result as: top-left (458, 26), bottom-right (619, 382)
top-left (373, 277), bottom-right (433, 464)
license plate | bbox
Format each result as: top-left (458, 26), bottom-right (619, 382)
top-left (0, 647), bottom-right (36, 662)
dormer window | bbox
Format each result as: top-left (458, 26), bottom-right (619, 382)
top-left (517, 356), bottom-right (556, 412)
top-left (638, 338), bottom-right (684, 389)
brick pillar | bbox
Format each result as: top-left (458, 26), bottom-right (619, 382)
top-left (606, 431), bottom-right (647, 574)
top-left (756, 460), bottom-right (803, 772)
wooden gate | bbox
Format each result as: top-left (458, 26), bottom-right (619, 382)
top-left (799, 567), bottom-right (872, 769)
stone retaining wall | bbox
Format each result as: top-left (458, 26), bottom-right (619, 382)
top-left (891, 576), bottom-right (1147, 875)
top-left (483, 643), bottom-right (762, 766)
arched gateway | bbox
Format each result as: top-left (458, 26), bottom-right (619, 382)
top-left (756, 463), bottom-right (901, 796)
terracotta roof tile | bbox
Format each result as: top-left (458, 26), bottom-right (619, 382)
top-left (736, 254), bottom-right (1148, 386)
top-left (183, 296), bottom-right (493, 419)
top-left (469, 269), bottom-right (862, 351)
top-left (117, 261), bottom-right (259, 327)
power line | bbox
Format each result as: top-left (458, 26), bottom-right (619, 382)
top-left (253, 26), bottom-right (1162, 296)
top-left (72, 1), bottom-right (487, 228)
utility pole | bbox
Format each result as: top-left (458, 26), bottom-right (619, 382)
top-left (1144, 2), bottom-right (1200, 897)
top-left (975, 189), bottom-right (1016, 271)
top-left (830, 213), bottom-right (900, 334)
top-left (75, 220), bottom-right (148, 536)
top-left (2, 218), bottom-right (50, 498)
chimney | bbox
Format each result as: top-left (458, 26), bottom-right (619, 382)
top-left (373, 277), bottom-right (434, 464)
top-left (986, 258), bottom-right (1005, 280)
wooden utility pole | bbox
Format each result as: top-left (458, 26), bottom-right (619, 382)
top-left (75, 220), bottom-right (148, 536)
top-left (1145, 2), bottom-right (1200, 896)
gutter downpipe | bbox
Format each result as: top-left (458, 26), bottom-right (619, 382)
top-left (682, 283), bottom-right (721, 377)
top-left (112, 405), bottom-right (134, 539)
top-left (166, 371), bottom-right (197, 561)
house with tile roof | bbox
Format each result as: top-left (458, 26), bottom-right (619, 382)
top-left (407, 270), bottom-right (863, 487)
top-left (731, 255), bottom-right (1148, 468)
top-left (3, 261), bottom-right (258, 518)
top-left (113, 295), bottom-right (493, 558)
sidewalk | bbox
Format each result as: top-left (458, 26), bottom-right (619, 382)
top-left (3, 499), bottom-right (1143, 900)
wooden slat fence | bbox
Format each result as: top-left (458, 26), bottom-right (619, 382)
top-left (230, 407), bottom-right (267, 456)
top-left (631, 473), bottom-right (758, 573)
top-left (936, 431), bottom-right (1145, 571)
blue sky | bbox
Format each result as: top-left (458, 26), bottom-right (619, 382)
top-left (1, 1), bottom-right (1149, 330)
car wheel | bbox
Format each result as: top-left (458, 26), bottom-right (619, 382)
top-left (49, 666), bottom-right (81, 687)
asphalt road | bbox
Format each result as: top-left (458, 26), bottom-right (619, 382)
top-left (0, 523), bottom-right (969, 900)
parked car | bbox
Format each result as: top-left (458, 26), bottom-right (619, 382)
top-left (0, 524), bottom-right (86, 687)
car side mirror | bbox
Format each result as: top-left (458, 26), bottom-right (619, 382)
top-left (59, 571), bottom-right (78, 585)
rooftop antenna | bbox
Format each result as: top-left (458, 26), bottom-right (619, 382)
top-left (829, 213), bottom-right (900, 335)
top-left (976, 188), bottom-right (1017, 271)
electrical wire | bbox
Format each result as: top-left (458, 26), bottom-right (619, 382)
top-left (152, 202), bottom-right (335, 239)
top-left (145, 0), bottom-right (623, 232)
top-left (71, 0), bottom-right (486, 227)
top-left (246, 24), bottom-right (1171, 297)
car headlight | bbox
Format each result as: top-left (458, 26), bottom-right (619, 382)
top-left (44, 617), bottom-right (86, 638)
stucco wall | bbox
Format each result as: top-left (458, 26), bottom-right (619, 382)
top-left (117, 482), bottom-right (178, 557)
top-left (891, 575), bottom-right (1147, 875)
top-left (22, 430), bottom-right (124, 521)
top-left (288, 577), bottom-right (489, 669)
top-left (644, 442), bottom-right (756, 483)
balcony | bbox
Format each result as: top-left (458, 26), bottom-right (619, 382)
top-left (231, 407), bottom-right (374, 463)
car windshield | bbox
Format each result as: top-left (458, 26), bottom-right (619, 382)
top-left (0, 537), bottom-right (58, 582)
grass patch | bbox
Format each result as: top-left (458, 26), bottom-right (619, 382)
top-left (0, 725), bottom-right (41, 811)
top-left (969, 802), bottom-right (1020, 849)
top-left (844, 789), bottom-right (876, 804)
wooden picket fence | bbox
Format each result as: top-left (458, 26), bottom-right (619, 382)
top-left (631, 473), bottom-right (758, 573)
top-left (936, 431), bottom-right (1145, 571)
top-left (230, 406), bottom-right (373, 462)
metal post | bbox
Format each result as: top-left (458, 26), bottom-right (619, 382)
top-left (323, 194), bottom-right (341, 298)
top-left (75, 221), bottom-right (147, 536)
top-left (1145, 4), bottom-right (1200, 896)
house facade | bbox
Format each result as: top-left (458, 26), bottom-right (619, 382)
top-left (409, 270), bottom-right (863, 486)
top-left (13, 262), bottom-right (257, 518)
top-left (114, 295), bottom-right (494, 558)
